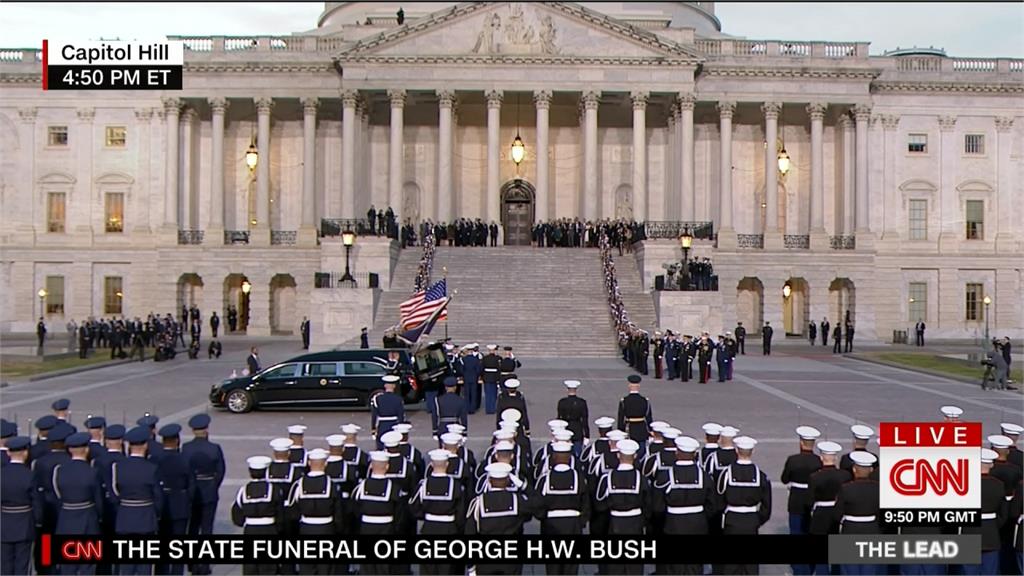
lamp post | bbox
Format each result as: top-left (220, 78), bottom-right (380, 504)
top-left (240, 280), bottom-right (251, 332)
top-left (340, 230), bottom-right (356, 287)
top-left (678, 227), bottom-right (693, 291)
top-left (782, 282), bottom-right (792, 299)
top-left (38, 288), bottom-right (47, 318)
top-left (983, 295), bottom-right (992, 342)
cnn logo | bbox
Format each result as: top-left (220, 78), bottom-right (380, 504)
top-left (879, 422), bottom-right (981, 510)
top-left (61, 539), bottom-right (103, 562)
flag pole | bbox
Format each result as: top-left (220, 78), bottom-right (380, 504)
top-left (443, 266), bottom-right (449, 341)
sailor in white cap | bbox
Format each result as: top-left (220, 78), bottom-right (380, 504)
top-left (657, 435), bottom-right (715, 576)
top-left (351, 451), bottom-right (405, 572)
top-left (371, 375), bottom-right (405, 448)
top-left (840, 424), bottom-right (877, 473)
top-left (713, 435), bottom-right (771, 574)
top-left (781, 426), bottom-right (823, 574)
top-left (391, 422), bottom-right (425, 480)
top-left (495, 378), bottom-right (531, 436)
top-left (436, 433), bottom-right (471, 493)
top-left (647, 421), bottom-right (670, 459)
top-left (532, 439), bottom-right (587, 575)
top-left (377, 430), bottom-right (416, 511)
top-left (595, 438), bottom-right (647, 574)
top-left (999, 422), bottom-right (1023, 468)
top-left (806, 440), bottom-right (851, 558)
top-left (557, 379), bottom-right (590, 458)
top-left (267, 438), bottom-right (300, 497)
top-left (231, 455), bottom-right (283, 572)
top-left (583, 416), bottom-right (616, 464)
top-left (286, 448), bottom-right (340, 573)
top-left (642, 427), bottom-right (680, 481)
top-left (834, 451), bottom-right (880, 539)
top-left (699, 422), bottom-right (723, 470)
top-left (961, 448), bottom-right (1006, 575)
top-left (325, 435), bottom-right (357, 494)
top-left (339, 424), bottom-right (369, 478)
top-left (498, 346), bottom-right (522, 388)
top-left (591, 430), bottom-right (627, 479)
top-left (707, 425), bottom-right (739, 479)
top-left (409, 449), bottom-right (464, 575)
top-left (940, 405), bottom-right (964, 422)
top-left (286, 424), bottom-right (308, 473)
top-left (464, 462), bottom-right (532, 576)
top-left (481, 345), bottom-right (502, 415)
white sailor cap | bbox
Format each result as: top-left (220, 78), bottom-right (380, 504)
top-left (485, 462), bottom-right (513, 478)
top-left (980, 448), bottom-right (999, 464)
top-left (486, 344), bottom-right (498, 351)
top-left (325, 434), bottom-right (345, 447)
top-left (493, 429), bottom-right (515, 440)
top-left (702, 422), bottom-right (723, 436)
top-left (307, 448), bottom-right (329, 461)
top-left (796, 426), bottom-right (822, 441)
top-left (382, 375), bottom-right (400, 385)
top-left (440, 433), bottom-right (463, 446)
top-left (380, 431), bottom-right (403, 448)
top-left (940, 406), bottom-right (964, 419)
top-left (564, 380), bottom-right (581, 389)
top-left (470, 343), bottom-right (480, 349)
top-left (428, 449), bottom-right (450, 462)
top-left (607, 430), bottom-right (628, 442)
top-left (504, 378), bottom-right (521, 389)
top-left (247, 455), bottom-right (272, 470)
top-left (341, 424), bottom-right (361, 435)
top-left (548, 419), bottom-right (569, 431)
top-left (287, 425), bottom-right (307, 435)
top-left (595, 417), bottom-right (616, 428)
top-left (650, 421), bottom-right (670, 433)
top-left (369, 450), bottom-right (389, 463)
top-left (327, 455), bottom-right (344, 463)
top-left (501, 408), bottom-right (522, 423)
top-left (849, 451), bottom-right (877, 467)
top-left (552, 441), bottom-right (573, 453)
top-left (734, 436), bottom-right (757, 450)
top-left (988, 435), bottom-right (1013, 449)
top-left (851, 425), bottom-right (875, 440)
top-left (553, 429), bottom-right (573, 442)
top-left (446, 424), bottom-right (467, 435)
top-left (675, 436), bottom-right (700, 453)
top-left (393, 423), bottom-right (412, 435)
top-left (1000, 423), bottom-right (1023, 436)
top-left (494, 440), bottom-right (515, 452)
top-left (719, 426), bottom-right (739, 438)
top-left (270, 438), bottom-right (293, 452)
top-left (662, 428), bottom-right (682, 440)
top-left (444, 343), bottom-right (455, 351)
top-left (618, 439), bottom-right (640, 456)
top-left (816, 441), bottom-right (842, 455)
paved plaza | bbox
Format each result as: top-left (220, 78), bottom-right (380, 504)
top-left (2, 336), bottom-right (1020, 574)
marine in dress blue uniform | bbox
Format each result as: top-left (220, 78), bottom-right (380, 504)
top-left (781, 427), bottom-right (823, 576)
top-left (961, 449), bottom-right (1008, 575)
top-left (53, 432), bottom-right (103, 575)
top-left (834, 451), bottom-right (881, 576)
top-left (371, 376), bottom-right (405, 448)
top-left (1, 437), bottom-right (41, 576)
top-left (113, 426), bottom-right (163, 576)
top-left (480, 345), bottom-right (502, 414)
top-left (181, 414), bottom-right (224, 576)
top-left (432, 377), bottom-right (468, 438)
top-left (155, 424), bottom-right (194, 576)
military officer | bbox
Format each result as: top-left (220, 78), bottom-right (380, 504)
top-left (135, 413), bottom-right (163, 462)
top-left (654, 436), bottom-right (718, 576)
top-left (834, 451), bottom-right (881, 574)
top-left (340, 424), bottom-right (370, 479)
top-left (34, 421), bottom-right (72, 559)
top-left (371, 375), bottom-right (405, 447)
top-left (409, 449), bottom-right (465, 576)
top-left (51, 398), bottom-right (75, 430)
top-left (618, 375), bottom-right (652, 446)
top-left (155, 423), bottom-right (193, 576)
top-left (352, 451), bottom-right (406, 575)
top-left (1, 437), bottom-right (39, 576)
top-left (715, 436), bottom-right (772, 575)
top-left (93, 424), bottom-right (125, 576)
top-left (781, 426), bottom-right (823, 575)
top-left (697, 334), bottom-right (715, 383)
top-left (806, 440), bottom-right (850, 575)
top-left (499, 346), bottom-right (522, 386)
top-left (1000, 422), bottom-right (1024, 468)
top-left (595, 438), bottom-right (649, 576)
top-left (680, 334), bottom-right (696, 381)
top-left (940, 405), bottom-right (964, 422)
top-left (533, 441), bottom-right (590, 576)
top-left (285, 424), bottom-right (308, 474)
top-left (557, 380), bottom-right (590, 456)
top-left (182, 413), bottom-right (224, 576)
top-left (961, 448), bottom-right (1007, 575)
top-left (83, 416), bottom-right (105, 463)
top-left (495, 378), bottom-right (531, 435)
top-left (113, 426), bottom-right (163, 576)
top-left (653, 331), bottom-right (665, 379)
top-left (231, 456), bottom-right (282, 575)
top-left (481, 344), bottom-right (502, 414)
top-left (31, 414), bottom-right (58, 463)
top-left (432, 376), bottom-right (468, 438)
top-left (465, 462), bottom-right (535, 576)
top-left (665, 332), bottom-right (680, 381)
top-left (53, 433), bottom-right (103, 575)
top-left (840, 425), bottom-right (878, 473)
top-left (458, 343), bottom-right (483, 414)
top-left (286, 449), bottom-right (340, 575)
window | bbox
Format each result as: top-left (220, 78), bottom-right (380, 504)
top-left (105, 192), bottom-right (124, 233)
top-left (306, 363), bottom-right (338, 377)
top-left (103, 276), bottom-right (123, 315)
top-left (344, 362), bottom-right (387, 376)
top-left (47, 126), bottom-right (68, 147)
top-left (907, 133), bottom-right (928, 153)
top-left (964, 134), bottom-right (984, 155)
top-left (965, 200), bottom-right (984, 240)
top-left (105, 126), bottom-right (126, 148)
top-left (908, 199), bottom-right (927, 240)
top-left (908, 282), bottom-right (927, 322)
top-left (45, 276), bottom-right (65, 315)
top-left (262, 364), bottom-right (298, 379)
top-left (965, 283), bottom-right (985, 321)
top-left (47, 192), bottom-right (66, 233)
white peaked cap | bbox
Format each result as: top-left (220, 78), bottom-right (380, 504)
top-left (369, 450), bottom-right (389, 463)
top-left (486, 344), bottom-right (498, 351)
top-left (988, 435), bottom-right (1013, 449)
top-left (816, 441), bottom-right (842, 455)
top-left (327, 455), bottom-right (344, 463)
top-left (564, 380), bottom-right (581, 389)
top-left (595, 417), bottom-right (615, 428)
top-left (719, 426), bottom-right (739, 438)
top-left (307, 448), bottom-right (329, 461)
top-left (850, 451), bottom-right (877, 467)
top-left (325, 434), bottom-right (345, 447)
top-left (702, 422), bottom-right (723, 435)
top-left (617, 439), bottom-right (640, 456)
top-left (380, 431), bottom-right (403, 447)
top-left (382, 375), bottom-right (400, 384)
top-left (494, 440), bottom-right (515, 451)
top-left (504, 379), bottom-right (521, 389)
top-left (446, 424), bottom-right (467, 434)
top-left (553, 429), bottom-right (573, 441)
top-left (552, 441), bottom-right (573, 453)
top-left (341, 424), bottom-right (361, 435)
top-left (393, 423), bottom-right (412, 434)
top-left (999, 423), bottom-right (1023, 435)
top-left (247, 456), bottom-right (272, 470)
top-left (940, 405), bottom-right (964, 418)
top-left (288, 425), bottom-right (307, 435)
top-left (486, 462), bottom-right (512, 478)
top-left (675, 436), bottom-right (700, 453)
top-left (662, 428), bottom-right (682, 440)
top-left (980, 448), bottom-right (998, 464)
top-left (650, 421), bottom-right (670, 433)
top-left (734, 436), bottom-right (757, 450)
top-left (428, 449), bottom-right (450, 462)
top-left (851, 425), bottom-right (875, 440)
top-left (270, 438), bottom-right (294, 452)
top-left (440, 433), bottom-right (463, 446)
top-left (493, 429), bottom-right (515, 440)
top-left (607, 430), bottom-right (628, 442)
top-left (501, 408), bottom-right (522, 423)
top-left (548, 419), bottom-right (569, 431)
top-left (796, 426), bottom-right (822, 441)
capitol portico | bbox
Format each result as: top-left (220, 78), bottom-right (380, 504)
top-left (1, 1), bottom-right (1021, 344)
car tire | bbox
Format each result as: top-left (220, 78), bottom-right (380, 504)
top-left (226, 390), bottom-right (253, 414)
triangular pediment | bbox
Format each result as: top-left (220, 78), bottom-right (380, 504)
top-left (336, 2), bottom-right (702, 63)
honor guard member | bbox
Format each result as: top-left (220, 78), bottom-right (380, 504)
top-left (113, 426), bottom-right (163, 576)
top-left (1000, 422), bottom-right (1024, 468)
top-left (834, 451), bottom-right (881, 574)
top-left (715, 436), bottom-right (772, 575)
top-left (557, 380), bottom-right (590, 456)
top-left (498, 345), bottom-right (522, 386)
top-left (500, 408), bottom-right (533, 458)
top-left (286, 449), bottom-right (339, 575)
top-left (698, 422), bottom-right (722, 470)
top-left (31, 414), bottom-right (58, 463)
top-left (459, 343), bottom-right (484, 414)
top-left (806, 441), bottom-right (850, 574)
top-left (371, 375), bottom-right (405, 447)
top-left (583, 417), bottom-right (616, 465)
top-left (267, 438), bottom-right (298, 497)
top-left (286, 424), bottom-right (308, 474)
top-left (53, 433), bottom-right (103, 576)
top-left (432, 376), bottom-right (468, 438)
top-left (352, 451), bottom-right (406, 576)
top-left (645, 422), bottom-right (669, 469)
top-left (989, 434), bottom-right (1023, 573)
top-left (94, 424), bottom-right (125, 576)
top-left (52, 398), bottom-right (76, 430)
top-left (840, 425), bottom-right (877, 473)
top-left (136, 413), bottom-right (163, 462)
top-left (1, 437), bottom-right (40, 576)
top-left (409, 450), bottom-right (466, 576)
top-left (440, 432), bottom-right (474, 492)
top-left (618, 374), bottom-right (653, 446)
top-left (940, 405), bottom-right (964, 422)
top-left (465, 462), bottom-right (535, 576)
top-left (481, 345), bottom-right (502, 414)
top-left (0, 419), bottom-right (16, 466)
top-left (782, 426), bottom-right (823, 576)
top-left (1009, 479), bottom-right (1022, 575)
top-left (533, 422), bottom-right (571, 473)
top-left (83, 416), bottom-right (106, 463)
top-left (380, 430), bottom-right (416, 535)
top-left (231, 456), bottom-right (282, 576)
top-left (707, 425), bottom-right (740, 480)
top-left (595, 438), bottom-right (649, 576)
top-left (393, 423), bottom-right (426, 481)
top-left (182, 414), bottom-right (224, 576)
top-left (341, 424), bottom-right (370, 479)
top-left (961, 449), bottom-right (1007, 576)
top-left (533, 441), bottom-right (590, 576)
top-left (655, 436), bottom-right (718, 576)
top-left (495, 378), bottom-right (531, 435)
top-left (644, 428), bottom-right (681, 486)
top-left (155, 424), bottom-right (193, 576)
top-left (325, 434), bottom-right (359, 559)
top-left (34, 420), bottom-right (73, 557)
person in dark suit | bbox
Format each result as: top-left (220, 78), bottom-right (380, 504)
top-left (300, 318), bottom-right (311, 350)
top-left (246, 347), bottom-right (261, 375)
top-left (820, 318), bottom-right (829, 347)
top-left (844, 323), bottom-right (855, 353)
top-left (489, 222), bottom-right (499, 247)
top-left (36, 317), bottom-right (47, 353)
top-left (762, 322), bottom-right (773, 356)
top-left (207, 340), bottom-right (222, 359)
top-left (209, 312), bottom-right (220, 339)
top-left (359, 327), bottom-right (369, 349)
top-left (915, 319), bottom-right (926, 347)
top-left (832, 324), bottom-right (843, 354)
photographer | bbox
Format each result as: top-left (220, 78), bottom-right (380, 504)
top-left (982, 340), bottom-right (1009, 391)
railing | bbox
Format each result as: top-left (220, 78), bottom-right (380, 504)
top-left (830, 235), bottom-right (856, 250)
top-left (316, 37), bottom-right (347, 52)
top-left (779, 42), bottom-right (811, 57)
top-left (270, 230), bottom-right (297, 246)
top-left (734, 40), bottom-right (767, 55)
top-left (952, 58), bottom-right (998, 72)
top-left (737, 234), bottom-right (764, 249)
top-left (896, 56), bottom-right (943, 72)
top-left (823, 43), bottom-right (857, 58)
top-left (224, 230), bottom-right (250, 245)
top-left (177, 230), bottom-right (204, 245)
top-left (783, 235), bottom-right (810, 250)
top-left (224, 37), bottom-right (258, 51)
top-left (313, 271), bottom-right (379, 289)
top-left (320, 218), bottom-right (376, 238)
top-left (643, 221), bottom-right (715, 241)
top-left (695, 39), bottom-right (721, 55)
top-left (177, 37), bottom-right (213, 52)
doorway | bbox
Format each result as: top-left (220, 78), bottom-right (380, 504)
top-left (500, 178), bottom-right (535, 246)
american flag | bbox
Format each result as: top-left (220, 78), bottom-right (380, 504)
top-left (401, 279), bottom-right (448, 329)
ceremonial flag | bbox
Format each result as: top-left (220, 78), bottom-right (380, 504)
top-left (400, 291), bottom-right (425, 318)
top-left (399, 295), bottom-right (451, 345)
top-left (401, 279), bottom-right (448, 330)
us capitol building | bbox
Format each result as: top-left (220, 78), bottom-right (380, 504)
top-left (0, 1), bottom-right (1021, 344)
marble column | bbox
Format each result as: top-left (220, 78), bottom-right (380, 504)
top-left (807, 102), bottom-right (828, 249)
top-left (340, 90), bottom-right (358, 220)
top-left (534, 90), bottom-right (552, 223)
top-left (717, 101), bottom-right (736, 248)
top-left (486, 90), bottom-right (502, 225)
top-left (853, 104), bottom-right (872, 247)
top-left (679, 93), bottom-right (696, 222)
top-left (437, 89), bottom-right (456, 223)
top-left (180, 108), bottom-right (197, 230)
top-left (995, 117), bottom-right (1015, 251)
top-left (162, 98), bottom-right (181, 231)
top-left (388, 89), bottom-right (406, 223)
top-left (582, 90), bottom-right (600, 222)
top-left (937, 114), bottom-right (958, 249)
top-left (762, 102), bottom-right (782, 237)
top-left (838, 115), bottom-right (855, 235)
top-left (207, 98), bottom-right (227, 244)
top-left (252, 97), bottom-right (273, 246)
top-left (631, 91), bottom-right (648, 222)
top-left (666, 106), bottom-right (677, 219)
top-left (299, 97), bottom-right (319, 245)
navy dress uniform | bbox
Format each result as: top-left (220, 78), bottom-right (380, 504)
top-left (181, 414), bottom-right (224, 576)
top-left (432, 377), bottom-right (468, 438)
top-left (371, 375), bottom-right (405, 447)
top-left (617, 375), bottom-right (652, 445)
top-left (409, 450), bottom-right (466, 576)
top-left (113, 426), bottom-right (164, 576)
top-left (595, 439), bottom-right (649, 576)
top-left (352, 451), bottom-right (407, 576)
top-left (286, 425), bottom-right (309, 475)
top-left (286, 450), bottom-right (341, 575)
top-left (267, 438), bottom-right (299, 501)
top-left (532, 441), bottom-right (590, 576)
top-left (654, 436), bottom-right (718, 576)
top-left (961, 449), bottom-right (1008, 575)
top-left (325, 441), bottom-right (359, 575)
top-left (1, 437), bottom-right (41, 576)
top-left (465, 462), bottom-right (535, 576)
top-left (556, 380), bottom-right (590, 456)
top-left (495, 379), bottom-right (530, 435)
top-left (340, 424), bottom-right (370, 479)
top-left (715, 436), bottom-right (772, 576)
top-left (155, 424), bottom-right (194, 576)
top-left (481, 346), bottom-right (502, 414)
top-left (806, 441), bottom-right (852, 575)
top-left (498, 347), bottom-right (522, 386)
top-left (53, 432), bottom-right (103, 575)
top-left (781, 426), bottom-right (823, 576)
top-left (834, 451), bottom-right (881, 575)
top-left (231, 456), bottom-right (283, 576)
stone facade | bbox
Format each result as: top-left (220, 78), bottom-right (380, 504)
top-left (0, 1), bottom-right (1021, 341)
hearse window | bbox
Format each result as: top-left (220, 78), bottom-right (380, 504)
top-left (417, 349), bottom-right (447, 371)
top-left (262, 364), bottom-right (298, 379)
top-left (345, 362), bottom-right (387, 375)
top-left (306, 363), bottom-right (338, 376)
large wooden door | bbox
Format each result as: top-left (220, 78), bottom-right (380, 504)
top-left (501, 179), bottom-right (535, 246)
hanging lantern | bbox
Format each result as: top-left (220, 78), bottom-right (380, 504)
top-left (777, 147), bottom-right (791, 175)
top-left (245, 139), bottom-right (259, 171)
top-left (510, 133), bottom-right (526, 165)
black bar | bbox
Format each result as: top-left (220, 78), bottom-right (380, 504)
top-left (880, 508), bottom-right (981, 528)
top-left (46, 65), bottom-right (182, 90)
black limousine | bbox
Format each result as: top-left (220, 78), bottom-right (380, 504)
top-left (209, 343), bottom-right (452, 413)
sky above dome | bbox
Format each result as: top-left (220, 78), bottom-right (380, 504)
top-left (0, 2), bottom-right (1019, 58)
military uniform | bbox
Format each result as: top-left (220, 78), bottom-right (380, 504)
top-left (457, 350), bottom-right (483, 414)
top-left (465, 471), bottom-right (534, 575)
top-left (432, 381), bottom-right (468, 437)
top-left (1, 438), bottom-right (41, 576)
top-left (654, 449), bottom-right (718, 575)
top-left (782, 428), bottom-right (823, 576)
top-left (113, 427), bottom-right (164, 576)
top-left (556, 383), bottom-right (589, 455)
top-left (481, 350), bottom-right (502, 414)
top-left (231, 457), bottom-right (283, 575)
top-left (617, 386), bottom-right (652, 445)
top-left (93, 425), bottom-right (126, 576)
top-left (834, 450), bottom-right (881, 575)
top-left (715, 440), bottom-right (772, 575)
top-left (533, 453), bottom-right (590, 576)
top-left (595, 445), bottom-right (649, 576)
top-left (409, 464), bottom-right (465, 576)
top-left (495, 388), bottom-right (530, 435)
top-left (352, 467), bottom-right (407, 575)
top-left (54, 433), bottom-right (104, 575)
top-left (286, 454), bottom-right (342, 575)
top-left (181, 415), bottom-right (224, 576)
top-left (961, 455), bottom-right (1007, 576)
top-left (33, 422), bottom-right (72, 565)
top-left (370, 388), bottom-right (405, 446)
top-left (155, 424), bottom-right (193, 576)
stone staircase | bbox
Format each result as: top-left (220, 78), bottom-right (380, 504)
top-left (350, 246), bottom-right (663, 357)
top-left (616, 251), bottom-right (659, 333)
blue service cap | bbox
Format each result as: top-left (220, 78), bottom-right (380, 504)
top-left (443, 376), bottom-right (457, 388)
top-left (6, 436), bottom-right (31, 452)
top-left (158, 423), bottom-right (182, 438)
top-left (1, 419), bottom-right (16, 438)
top-left (104, 424), bottom-right (126, 440)
top-left (35, 415), bottom-right (58, 431)
top-left (65, 432), bottom-right (90, 448)
top-left (627, 374), bottom-right (642, 384)
top-left (136, 414), bottom-right (158, 428)
top-left (84, 416), bottom-right (106, 430)
top-left (188, 413), bottom-right (211, 430)
top-left (48, 422), bottom-right (74, 442)
top-left (125, 426), bottom-right (150, 444)
top-left (51, 398), bottom-right (70, 411)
